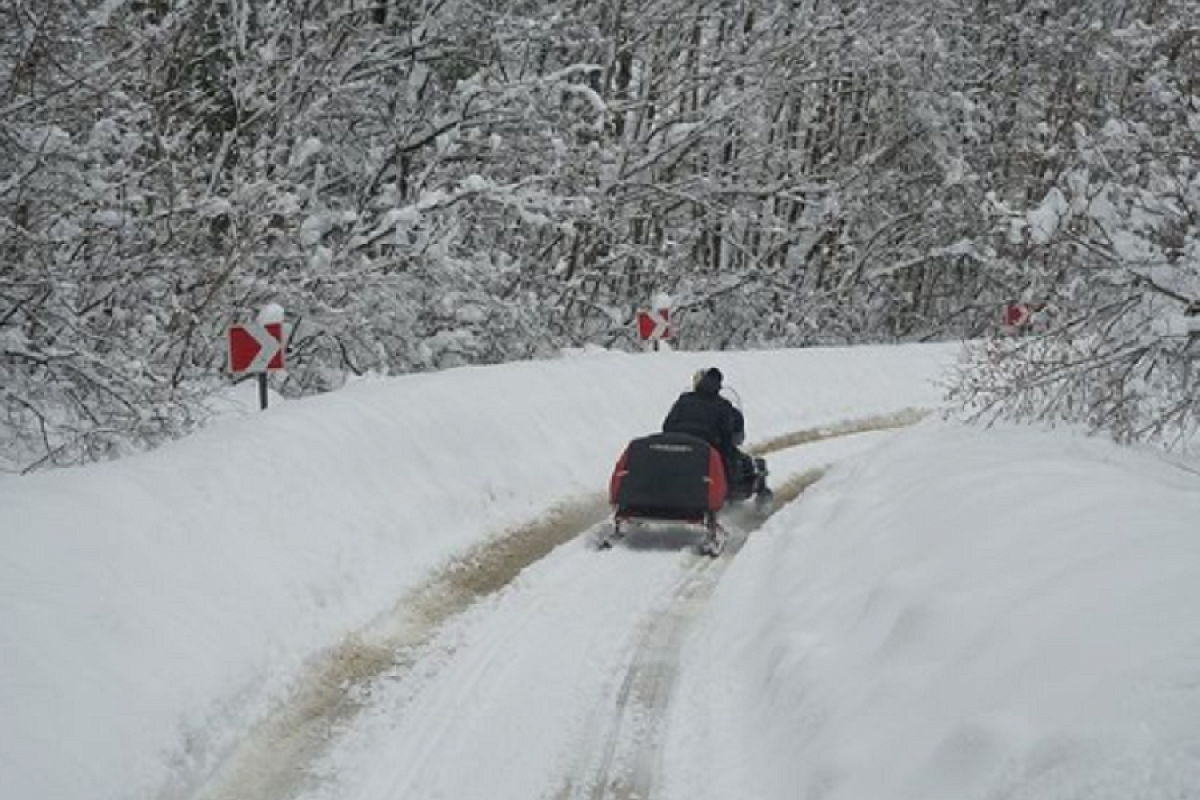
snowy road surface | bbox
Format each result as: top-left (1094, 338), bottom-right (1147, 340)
top-left (10, 343), bottom-right (1198, 800)
top-left (191, 427), bottom-right (894, 800)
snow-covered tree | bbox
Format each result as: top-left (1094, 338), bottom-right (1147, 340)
top-left (2, 0), bottom-right (1197, 469)
top-left (951, 0), bottom-right (1200, 445)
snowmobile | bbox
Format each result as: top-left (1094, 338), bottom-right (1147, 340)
top-left (601, 431), bottom-right (772, 557)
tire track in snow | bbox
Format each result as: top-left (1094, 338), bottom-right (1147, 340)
top-left (554, 409), bottom-right (930, 800)
top-left (180, 497), bottom-right (610, 800)
top-left (330, 542), bottom-right (693, 800)
top-left (552, 519), bottom-right (761, 800)
top-left (179, 410), bottom-right (926, 800)
top-left (750, 407), bottom-right (928, 457)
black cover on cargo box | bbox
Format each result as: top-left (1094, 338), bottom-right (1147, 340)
top-left (615, 432), bottom-right (714, 515)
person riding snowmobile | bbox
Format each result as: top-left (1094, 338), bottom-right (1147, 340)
top-left (662, 367), bottom-right (736, 457)
top-left (662, 367), bottom-right (769, 502)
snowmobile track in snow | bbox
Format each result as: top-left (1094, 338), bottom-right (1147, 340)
top-left (180, 410), bottom-right (926, 800)
top-left (181, 498), bottom-right (611, 800)
top-left (553, 535), bottom-right (747, 800)
top-left (553, 408), bottom-right (928, 799)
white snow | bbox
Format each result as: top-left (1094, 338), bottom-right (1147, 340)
top-left (256, 303), bottom-right (286, 325)
top-left (1027, 186), bottom-right (1069, 245)
top-left (666, 423), bottom-right (1200, 800)
top-left (3, 342), bottom-right (1200, 800)
top-left (290, 137), bottom-right (324, 171)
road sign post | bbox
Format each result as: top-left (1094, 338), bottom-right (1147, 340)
top-left (228, 316), bottom-right (286, 410)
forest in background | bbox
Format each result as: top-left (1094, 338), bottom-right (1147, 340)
top-left (2, 0), bottom-right (1197, 471)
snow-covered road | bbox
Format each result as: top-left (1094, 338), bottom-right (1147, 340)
top-left (9, 343), bottom-right (1198, 800)
top-left (192, 425), bottom-right (898, 800)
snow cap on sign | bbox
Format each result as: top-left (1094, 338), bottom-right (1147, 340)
top-left (257, 303), bottom-right (285, 324)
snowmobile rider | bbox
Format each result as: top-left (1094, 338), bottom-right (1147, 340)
top-left (662, 367), bottom-right (761, 496)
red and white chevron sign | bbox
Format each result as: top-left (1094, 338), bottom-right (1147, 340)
top-left (1004, 303), bottom-right (1031, 328)
top-left (637, 308), bottom-right (670, 341)
top-left (228, 322), bottom-right (285, 374)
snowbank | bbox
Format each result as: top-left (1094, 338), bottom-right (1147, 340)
top-left (668, 423), bottom-right (1200, 800)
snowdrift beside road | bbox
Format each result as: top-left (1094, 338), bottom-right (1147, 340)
top-left (668, 423), bottom-right (1200, 800)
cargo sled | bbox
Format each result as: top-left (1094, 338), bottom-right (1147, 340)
top-left (603, 432), bottom-right (731, 556)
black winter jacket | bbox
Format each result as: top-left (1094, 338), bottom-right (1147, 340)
top-left (662, 377), bottom-right (737, 457)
